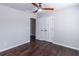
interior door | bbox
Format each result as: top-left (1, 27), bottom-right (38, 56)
top-left (36, 16), bottom-right (54, 42)
top-left (38, 18), bottom-right (45, 40)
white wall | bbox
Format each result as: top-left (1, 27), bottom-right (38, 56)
top-left (0, 5), bottom-right (33, 52)
top-left (54, 5), bottom-right (79, 50)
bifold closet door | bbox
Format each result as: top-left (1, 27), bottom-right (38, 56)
top-left (36, 17), bottom-right (54, 42)
top-left (38, 18), bottom-right (45, 40)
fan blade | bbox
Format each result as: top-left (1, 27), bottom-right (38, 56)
top-left (42, 8), bottom-right (54, 10)
top-left (33, 10), bottom-right (38, 13)
top-left (39, 3), bottom-right (41, 8)
top-left (32, 3), bottom-right (38, 8)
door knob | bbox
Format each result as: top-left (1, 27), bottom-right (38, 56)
top-left (45, 30), bottom-right (47, 31)
top-left (41, 30), bottom-right (43, 31)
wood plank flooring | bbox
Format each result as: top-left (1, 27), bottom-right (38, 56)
top-left (0, 40), bottom-right (79, 56)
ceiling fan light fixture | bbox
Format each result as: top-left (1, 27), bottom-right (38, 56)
top-left (38, 9), bottom-right (42, 12)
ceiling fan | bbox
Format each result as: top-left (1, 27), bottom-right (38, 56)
top-left (32, 3), bottom-right (54, 13)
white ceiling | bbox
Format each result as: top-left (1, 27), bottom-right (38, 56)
top-left (42, 3), bottom-right (76, 9)
top-left (0, 3), bottom-right (35, 12)
top-left (1, 3), bottom-right (77, 12)
top-left (0, 3), bottom-right (78, 17)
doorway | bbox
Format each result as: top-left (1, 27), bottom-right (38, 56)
top-left (30, 18), bottom-right (36, 42)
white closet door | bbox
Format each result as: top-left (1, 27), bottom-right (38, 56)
top-left (36, 16), bottom-right (54, 42)
top-left (38, 18), bottom-right (45, 40)
top-left (44, 18), bottom-right (50, 41)
top-left (44, 16), bottom-right (54, 42)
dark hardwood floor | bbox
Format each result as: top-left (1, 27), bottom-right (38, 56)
top-left (0, 40), bottom-right (79, 56)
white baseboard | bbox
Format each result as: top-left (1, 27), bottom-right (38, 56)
top-left (53, 42), bottom-right (79, 51)
top-left (0, 40), bottom-right (79, 53)
top-left (0, 41), bottom-right (29, 52)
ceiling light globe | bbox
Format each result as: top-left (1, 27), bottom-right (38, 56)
top-left (39, 9), bottom-right (42, 11)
